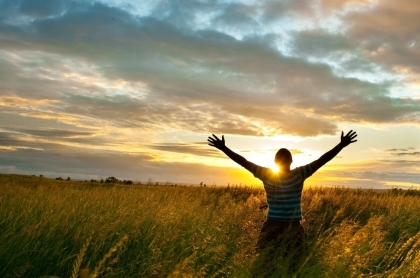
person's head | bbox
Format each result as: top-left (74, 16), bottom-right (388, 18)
top-left (274, 148), bottom-right (292, 168)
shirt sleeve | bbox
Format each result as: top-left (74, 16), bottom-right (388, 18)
top-left (249, 162), bottom-right (272, 181)
top-left (297, 163), bottom-right (314, 180)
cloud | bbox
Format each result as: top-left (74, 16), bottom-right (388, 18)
top-left (289, 30), bottom-right (354, 58)
top-left (261, 0), bottom-right (316, 23)
top-left (0, 129), bottom-right (114, 152)
top-left (0, 132), bottom-right (24, 146)
top-left (0, 0), bottom-right (419, 140)
top-left (385, 147), bottom-right (415, 152)
top-left (5, 127), bottom-right (97, 138)
top-left (149, 142), bottom-right (225, 158)
top-left (389, 152), bottom-right (420, 157)
top-left (384, 147), bottom-right (420, 157)
top-left (309, 158), bottom-right (420, 188)
top-left (241, 147), bottom-right (303, 153)
top-left (212, 3), bottom-right (260, 34)
top-left (19, 0), bottom-right (67, 18)
top-left (0, 96), bottom-right (58, 106)
top-left (335, 0), bottom-right (420, 77)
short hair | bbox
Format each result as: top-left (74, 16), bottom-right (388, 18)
top-left (275, 148), bottom-right (292, 165)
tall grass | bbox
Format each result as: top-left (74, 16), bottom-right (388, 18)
top-left (1, 174), bottom-right (420, 277)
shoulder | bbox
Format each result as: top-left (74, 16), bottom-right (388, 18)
top-left (250, 163), bottom-right (269, 174)
top-left (295, 163), bottom-right (314, 179)
top-left (249, 163), bottom-right (274, 180)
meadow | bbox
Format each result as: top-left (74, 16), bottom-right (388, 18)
top-left (2, 174), bottom-right (420, 278)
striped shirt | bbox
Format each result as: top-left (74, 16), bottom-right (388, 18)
top-left (250, 163), bottom-right (314, 221)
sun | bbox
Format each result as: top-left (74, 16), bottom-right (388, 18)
top-left (246, 152), bottom-right (280, 173)
top-left (269, 164), bottom-right (280, 173)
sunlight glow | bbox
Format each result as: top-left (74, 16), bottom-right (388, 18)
top-left (270, 164), bottom-right (280, 173)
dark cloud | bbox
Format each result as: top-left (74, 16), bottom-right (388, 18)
top-left (213, 3), bottom-right (259, 32)
top-left (6, 127), bottom-right (96, 138)
top-left (385, 147), bottom-right (415, 152)
top-left (0, 129), bottom-right (115, 151)
top-left (390, 152), bottom-right (420, 157)
top-left (384, 147), bottom-right (420, 157)
top-left (0, 132), bottom-right (21, 146)
top-left (289, 30), bottom-right (354, 58)
top-left (19, 0), bottom-right (67, 18)
top-left (378, 159), bottom-right (420, 165)
top-left (261, 0), bottom-right (315, 23)
top-left (149, 142), bottom-right (224, 158)
top-left (0, 147), bottom-right (152, 178)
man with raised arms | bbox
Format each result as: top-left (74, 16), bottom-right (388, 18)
top-left (208, 130), bottom-right (358, 274)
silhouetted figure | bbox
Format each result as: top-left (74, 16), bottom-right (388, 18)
top-left (208, 130), bottom-right (357, 275)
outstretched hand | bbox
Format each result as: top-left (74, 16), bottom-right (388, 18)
top-left (208, 134), bottom-right (226, 150)
top-left (340, 130), bottom-right (358, 147)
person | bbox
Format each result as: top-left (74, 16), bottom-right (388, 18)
top-left (207, 130), bottom-right (358, 275)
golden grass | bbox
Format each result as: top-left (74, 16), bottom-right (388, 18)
top-left (1, 174), bottom-right (420, 277)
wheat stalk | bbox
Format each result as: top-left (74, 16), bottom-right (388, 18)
top-left (90, 235), bottom-right (128, 278)
top-left (71, 235), bottom-right (92, 278)
top-left (387, 232), bottom-right (420, 270)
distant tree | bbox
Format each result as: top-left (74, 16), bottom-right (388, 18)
top-left (55, 177), bottom-right (63, 180)
top-left (39, 175), bottom-right (43, 178)
top-left (105, 177), bottom-right (120, 184)
top-left (90, 179), bottom-right (97, 182)
top-left (66, 177), bottom-right (71, 181)
top-left (124, 180), bottom-right (133, 185)
top-left (100, 179), bottom-right (104, 183)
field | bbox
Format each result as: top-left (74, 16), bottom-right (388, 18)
top-left (2, 174), bottom-right (420, 277)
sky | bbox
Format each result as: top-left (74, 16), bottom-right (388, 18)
top-left (0, 0), bottom-right (419, 188)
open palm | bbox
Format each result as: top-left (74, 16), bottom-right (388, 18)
top-left (340, 130), bottom-right (358, 147)
top-left (207, 134), bottom-right (225, 150)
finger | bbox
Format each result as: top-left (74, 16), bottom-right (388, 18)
top-left (350, 134), bottom-right (357, 140)
top-left (222, 135), bottom-right (225, 142)
top-left (212, 134), bottom-right (221, 141)
top-left (348, 131), bottom-right (356, 137)
top-left (350, 140), bottom-right (358, 143)
top-left (346, 130), bottom-right (353, 137)
top-left (341, 131), bottom-right (344, 138)
top-left (346, 133), bottom-right (356, 140)
top-left (208, 143), bottom-right (215, 147)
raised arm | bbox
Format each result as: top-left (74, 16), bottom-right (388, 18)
top-left (207, 134), bottom-right (254, 172)
top-left (311, 130), bottom-right (358, 173)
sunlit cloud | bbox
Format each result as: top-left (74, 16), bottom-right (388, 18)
top-left (0, 96), bottom-right (59, 106)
